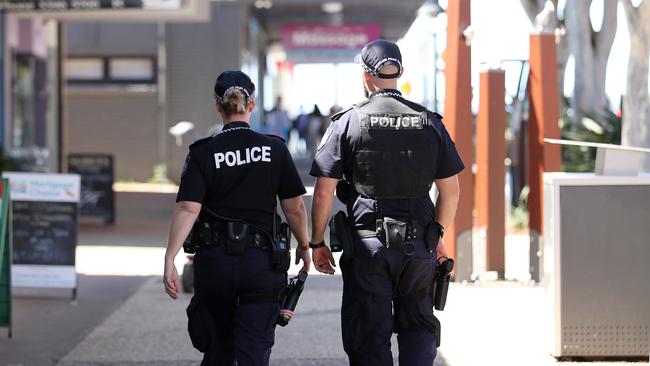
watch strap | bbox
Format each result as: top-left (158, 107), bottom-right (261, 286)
top-left (309, 240), bottom-right (326, 249)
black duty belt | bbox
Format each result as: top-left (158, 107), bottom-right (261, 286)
top-left (356, 221), bottom-right (429, 240)
top-left (201, 230), bottom-right (273, 251)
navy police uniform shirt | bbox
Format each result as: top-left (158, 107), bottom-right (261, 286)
top-left (177, 121), bottom-right (306, 233)
top-left (310, 89), bottom-right (464, 228)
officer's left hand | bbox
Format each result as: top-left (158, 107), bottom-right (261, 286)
top-left (295, 246), bottom-right (312, 273)
top-left (312, 246), bottom-right (336, 275)
top-left (163, 260), bottom-right (180, 300)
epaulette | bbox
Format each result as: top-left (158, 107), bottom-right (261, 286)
top-left (331, 107), bottom-right (353, 122)
top-left (189, 136), bottom-right (212, 149)
top-left (266, 134), bottom-right (286, 143)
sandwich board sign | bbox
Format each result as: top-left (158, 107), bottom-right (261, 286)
top-left (2, 172), bottom-right (80, 296)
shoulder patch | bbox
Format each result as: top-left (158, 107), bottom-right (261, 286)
top-left (265, 134), bottom-right (286, 143)
top-left (189, 136), bottom-right (212, 149)
top-left (331, 107), bottom-right (353, 122)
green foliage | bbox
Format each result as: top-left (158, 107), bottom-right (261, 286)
top-left (508, 185), bottom-right (529, 230)
top-left (560, 110), bottom-right (622, 172)
top-left (0, 147), bottom-right (14, 174)
top-left (148, 163), bottom-right (170, 184)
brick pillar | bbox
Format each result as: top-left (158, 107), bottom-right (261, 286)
top-left (444, 0), bottom-right (473, 281)
top-left (475, 69), bottom-right (506, 278)
top-left (528, 33), bottom-right (561, 282)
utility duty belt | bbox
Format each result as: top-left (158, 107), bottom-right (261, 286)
top-left (184, 220), bottom-right (273, 254)
top-left (183, 206), bottom-right (291, 273)
top-left (357, 218), bottom-right (441, 256)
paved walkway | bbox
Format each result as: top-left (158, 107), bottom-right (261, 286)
top-left (55, 274), bottom-right (647, 366)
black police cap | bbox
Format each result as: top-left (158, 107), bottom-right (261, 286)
top-left (355, 39), bottom-right (403, 79)
top-left (213, 70), bottom-right (255, 102)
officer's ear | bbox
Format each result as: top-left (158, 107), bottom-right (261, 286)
top-left (215, 102), bottom-right (224, 114)
top-left (247, 99), bottom-right (256, 113)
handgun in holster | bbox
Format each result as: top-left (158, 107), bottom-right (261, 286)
top-left (432, 258), bottom-right (454, 311)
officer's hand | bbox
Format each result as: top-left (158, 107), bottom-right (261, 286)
top-left (312, 246), bottom-right (336, 275)
top-left (295, 246), bottom-right (312, 273)
top-left (163, 260), bottom-right (180, 300)
top-left (437, 240), bottom-right (449, 262)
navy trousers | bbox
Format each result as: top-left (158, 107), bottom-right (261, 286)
top-left (193, 245), bottom-right (285, 366)
top-left (340, 238), bottom-right (439, 366)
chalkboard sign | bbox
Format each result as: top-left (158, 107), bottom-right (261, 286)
top-left (2, 172), bottom-right (80, 289)
top-left (68, 154), bottom-right (115, 224)
top-left (12, 201), bottom-right (77, 266)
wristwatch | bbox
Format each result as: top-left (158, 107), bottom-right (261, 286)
top-left (309, 240), bottom-right (326, 249)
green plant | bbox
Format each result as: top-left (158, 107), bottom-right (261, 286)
top-left (508, 185), bottom-right (529, 230)
top-left (560, 110), bottom-right (622, 172)
top-left (0, 146), bottom-right (14, 174)
top-left (148, 163), bottom-right (170, 184)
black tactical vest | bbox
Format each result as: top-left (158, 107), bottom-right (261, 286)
top-left (351, 95), bottom-right (438, 199)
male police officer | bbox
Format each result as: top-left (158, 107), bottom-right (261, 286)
top-left (163, 71), bottom-right (311, 366)
top-left (310, 40), bottom-right (464, 365)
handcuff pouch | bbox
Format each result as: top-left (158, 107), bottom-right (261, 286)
top-left (226, 221), bottom-right (249, 256)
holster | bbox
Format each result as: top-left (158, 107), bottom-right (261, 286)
top-left (333, 211), bottom-right (354, 259)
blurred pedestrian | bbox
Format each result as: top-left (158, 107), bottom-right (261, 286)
top-left (309, 39), bottom-right (464, 366)
top-left (163, 71), bottom-right (311, 366)
top-left (307, 104), bottom-right (325, 157)
top-left (266, 96), bottom-right (292, 139)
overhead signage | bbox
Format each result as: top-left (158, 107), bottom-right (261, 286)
top-left (2, 172), bottom-right (80, 291)
top-left (0, 0), bottom-right (180, 11)
top-left (282, 24), bottom-right (381, 63)
top-left (283, 24), bottom-right (381, 50)
top-left (4, 0), bottom-right (209, 22)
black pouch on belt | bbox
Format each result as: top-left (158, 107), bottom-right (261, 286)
top-left (383, 218), bottom-right (407, 251)
top-left (425, 222), bottom-right (442, 253)
top-left (333, 211), bottom-right (354, 259)
top-left (270, 222), bottom-right (291, 272)
top-left (226, 221), bottom-right (249, 256)
top-left (184, 221), bottom-right (212, 254)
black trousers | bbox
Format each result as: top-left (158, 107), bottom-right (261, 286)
top-left (193, 245), bottom-right (285, 366)
top-left (340, 238), bottom-right (439, 366)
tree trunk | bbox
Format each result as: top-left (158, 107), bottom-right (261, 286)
top-left (621, 0), bottom-right (650, 171)
top-left (564, 0), bottom-right (617, 125)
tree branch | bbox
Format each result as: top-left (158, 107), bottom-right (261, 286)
top-left (595, 0), bottom-right (618, 59)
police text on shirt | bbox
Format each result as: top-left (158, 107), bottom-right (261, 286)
top-left (214, 146), bottom-right (271, 169)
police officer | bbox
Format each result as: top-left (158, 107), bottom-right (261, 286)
top-left (309, 40), bottom-right (464, 365)
top-left (163, 71), bottom-right (311, 366)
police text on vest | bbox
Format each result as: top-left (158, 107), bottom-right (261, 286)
top-left (214, 146), bottom-right (271, 169)
top-left (367, 114), bottom-right (424, 130)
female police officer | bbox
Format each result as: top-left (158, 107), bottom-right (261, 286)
top-left (163, 70), bottom-right (311, 366)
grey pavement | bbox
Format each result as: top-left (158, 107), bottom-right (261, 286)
top-left (0, 275), bottom-right (149, 366)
